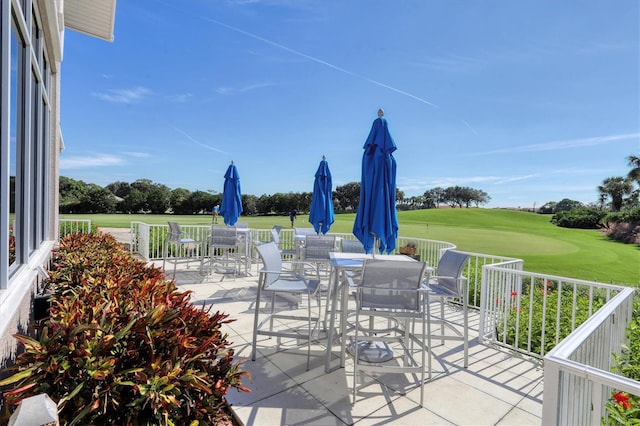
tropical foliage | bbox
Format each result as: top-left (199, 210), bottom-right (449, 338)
top-left (499, 278), bottom-right (607, 355)
top-left (0, 232), bottom-right (248, 425)
top-left (551, 207), bottom-right (607, 229)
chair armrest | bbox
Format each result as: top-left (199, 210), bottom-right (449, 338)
top-left (258, 268), bottom-right (304, 279)
top-left (426, 274), bottom-right (468, 282)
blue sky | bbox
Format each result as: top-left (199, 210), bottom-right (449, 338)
top-left (59, 0), bottom-right (639, 208)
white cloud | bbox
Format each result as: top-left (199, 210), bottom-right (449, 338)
top-left (215, 83), bottom-right (275, 95)
top-left (165, 93), bottom-right (193, 103)
top-left (92, 86), bottom-right (152, 104)
top-left (476, 133), bottom-right (640, 155)
top-left (123, 151), bottom-right (151, 158)
top-left (60, 154), bottom-right (126, 169)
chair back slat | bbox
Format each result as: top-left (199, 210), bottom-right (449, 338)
top-left (270, 228), bottom-right (280, 245)
top-left (167, 221), bottom-right (181, 242)
top-left (359, 259), bottom-right (427, 311)
top-left (341, 239), bottom-right (365, 253)
top-left (435, 250), bottom-right (470, 295)
top-left (295, 228), bottom-right (317, 236)
top-left (256, 242), bottom-right (283, 288)
top-left (304, 235), bottom-right (336, 261)
top-left (210, 226), bottom-right (238, 247)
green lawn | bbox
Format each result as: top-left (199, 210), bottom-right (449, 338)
top-left (61, 209), bottom-right (640, 286)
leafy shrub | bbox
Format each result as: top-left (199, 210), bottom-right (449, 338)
top-left (602, 208), bottom-right (640, 245)
top-left (1, 232), bottom-right (248, 425)
top-left (551, 208), bottom-right (607, 229)
top-left (8, 234), bottom-right (15, 265)
top-left (604, 208), bottom-right (640, 225)
top-left (500, 278), bottom-right (607, 354)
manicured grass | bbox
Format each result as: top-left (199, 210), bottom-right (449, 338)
top-left (61, 209), bottom-right (640, 286)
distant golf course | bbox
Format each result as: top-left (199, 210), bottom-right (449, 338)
top-left (61, 209), bottom-right (640, 286)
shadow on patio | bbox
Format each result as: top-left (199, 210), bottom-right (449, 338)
top-left (165, 264), bottom-right (543, 426)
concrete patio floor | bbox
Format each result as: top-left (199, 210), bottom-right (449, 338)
top-left (156, 261), bottom-right (544, 426)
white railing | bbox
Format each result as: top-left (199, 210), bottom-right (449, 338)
top-left (480, 265), bottom-right (629, 358)
top-left (131, 222), bottom-right (150, 260)
top-left (124, 221), bottom-right (640, 423)
top-left (129, 223), bottom-right (516, 311)
top-left (59, 219), bottom-right (92, 237)
top-left (541, 286), bottom-right (637, 425)
top-left (130, 222), bottom-right (211, 260)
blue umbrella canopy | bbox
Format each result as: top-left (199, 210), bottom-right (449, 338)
top-left (308, 156), bottom-right (335, 234)
top-left (220, 162), bottom-right (243, 226)
top-left (353, 109), bottom-right (399, 254)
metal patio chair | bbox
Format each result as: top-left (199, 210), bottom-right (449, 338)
top-left (204, 226), bottom-right (242, 280)
top-left (423, 249), bottom-right (471, 369)
top-left (162, 221), bottom-right (201, 278)
top-left (252, 242), bottom-right (322, 370)
top-left (348, 258), bottom-right (430, 406)
top-left (300, 234), bottom-right (337, 282)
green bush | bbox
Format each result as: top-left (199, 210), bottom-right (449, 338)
top-left (500, 278), bottom-right (607, 354)
top-left (1, 232), bottom-right (248, 425)
top-left (604, 208), bottom-right (640, 225)
top-left (551, 208), bottom-right (607, 229)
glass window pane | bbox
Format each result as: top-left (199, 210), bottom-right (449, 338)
top-left (9, 24), bottom-right (19, 269)
top-left (30, 68), bottom-right (38, 252)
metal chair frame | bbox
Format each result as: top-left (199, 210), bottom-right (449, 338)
top-left (204, 226), bottom-right (241, 280)
top-left (252, 242), bottom-right (322, 370)
top-left (348, 258), bottom-right (430, 406)
top-left (162, 221), bottom-right (201, 278)
top-left (423, 249), bottom-right (471, 369)
top-left (300, 234), bottom-right (337, 282)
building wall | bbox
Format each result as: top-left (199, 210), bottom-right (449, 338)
top-left (1, 0), bottom-right (115, 377)
top-left (0, 0), bottom-right (62, 369)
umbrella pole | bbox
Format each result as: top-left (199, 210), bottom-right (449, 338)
top-left (370, 232), bottom-right (379, 258)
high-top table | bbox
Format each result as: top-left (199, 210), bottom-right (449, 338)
top-left (324, 252), bottom-right (419, 373)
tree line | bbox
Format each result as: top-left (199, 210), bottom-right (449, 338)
top-left (58, 177), bottom-right (492, 215)
top-left (540, 155), bottom-right (640, 238)
top-left (538, 155), bottom-right (640, 214)
top-left (58, 154), bottom-right (638, 217)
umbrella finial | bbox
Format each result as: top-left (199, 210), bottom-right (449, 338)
top-left (377, 108), bottom-right (384, 118)
top-left (322, 155), bottom-right (326, 161)
top-left (231, 160), bottom-right (234, 164)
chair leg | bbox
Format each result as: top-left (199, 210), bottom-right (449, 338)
top-left (306, 290), bottom-right (312, 371)
top-left (462, 295), bottom-right (469, 368)
top-left (269, 292), bottom-right (276, 333)
top-left (439, 298), bottom-right (446, 344)
top-left (172, 243), bottom-right (178, 279)
top-left (420, 309), bottom-right (426, 407)
top-left (162, 241), bottom-right (168, 271)
top-left (426, 297), bottom-right (432, 380)
top-left (251, 280), bottom-right (263, 362)
top-left (352, 309), bottom-right (359, 404)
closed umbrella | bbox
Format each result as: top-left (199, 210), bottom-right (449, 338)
top-left (220, 161), bottom-right (243, 226)
top-left (308, 156), bottom-right (335, 235)
top-left (353, 109), bottom-right (399, 254)
top-left (351, 108), bottom-right (400, 363)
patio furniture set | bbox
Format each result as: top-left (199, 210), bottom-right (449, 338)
top-left (162, 223), bottom-right (471, 406)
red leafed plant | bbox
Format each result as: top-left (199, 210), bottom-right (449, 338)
top-left (0, 232), bottom-right (249, 425)
top-left (8, 234), bottom-right (15, 265)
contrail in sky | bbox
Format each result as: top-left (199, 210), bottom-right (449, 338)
top-left (478, 132), bottom-right (640, 155)
top-left (204, 17), bottom-right (438, 108)
top-left (173, 127), bottom-right (227, 154)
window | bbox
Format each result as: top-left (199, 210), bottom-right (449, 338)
top-left (1, 0), bottom-right (52, 289)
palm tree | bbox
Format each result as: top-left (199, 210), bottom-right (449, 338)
top-left (627, 154), bottom-right (640, 185)
top-left (598, 176), bottom-right (633, 212)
